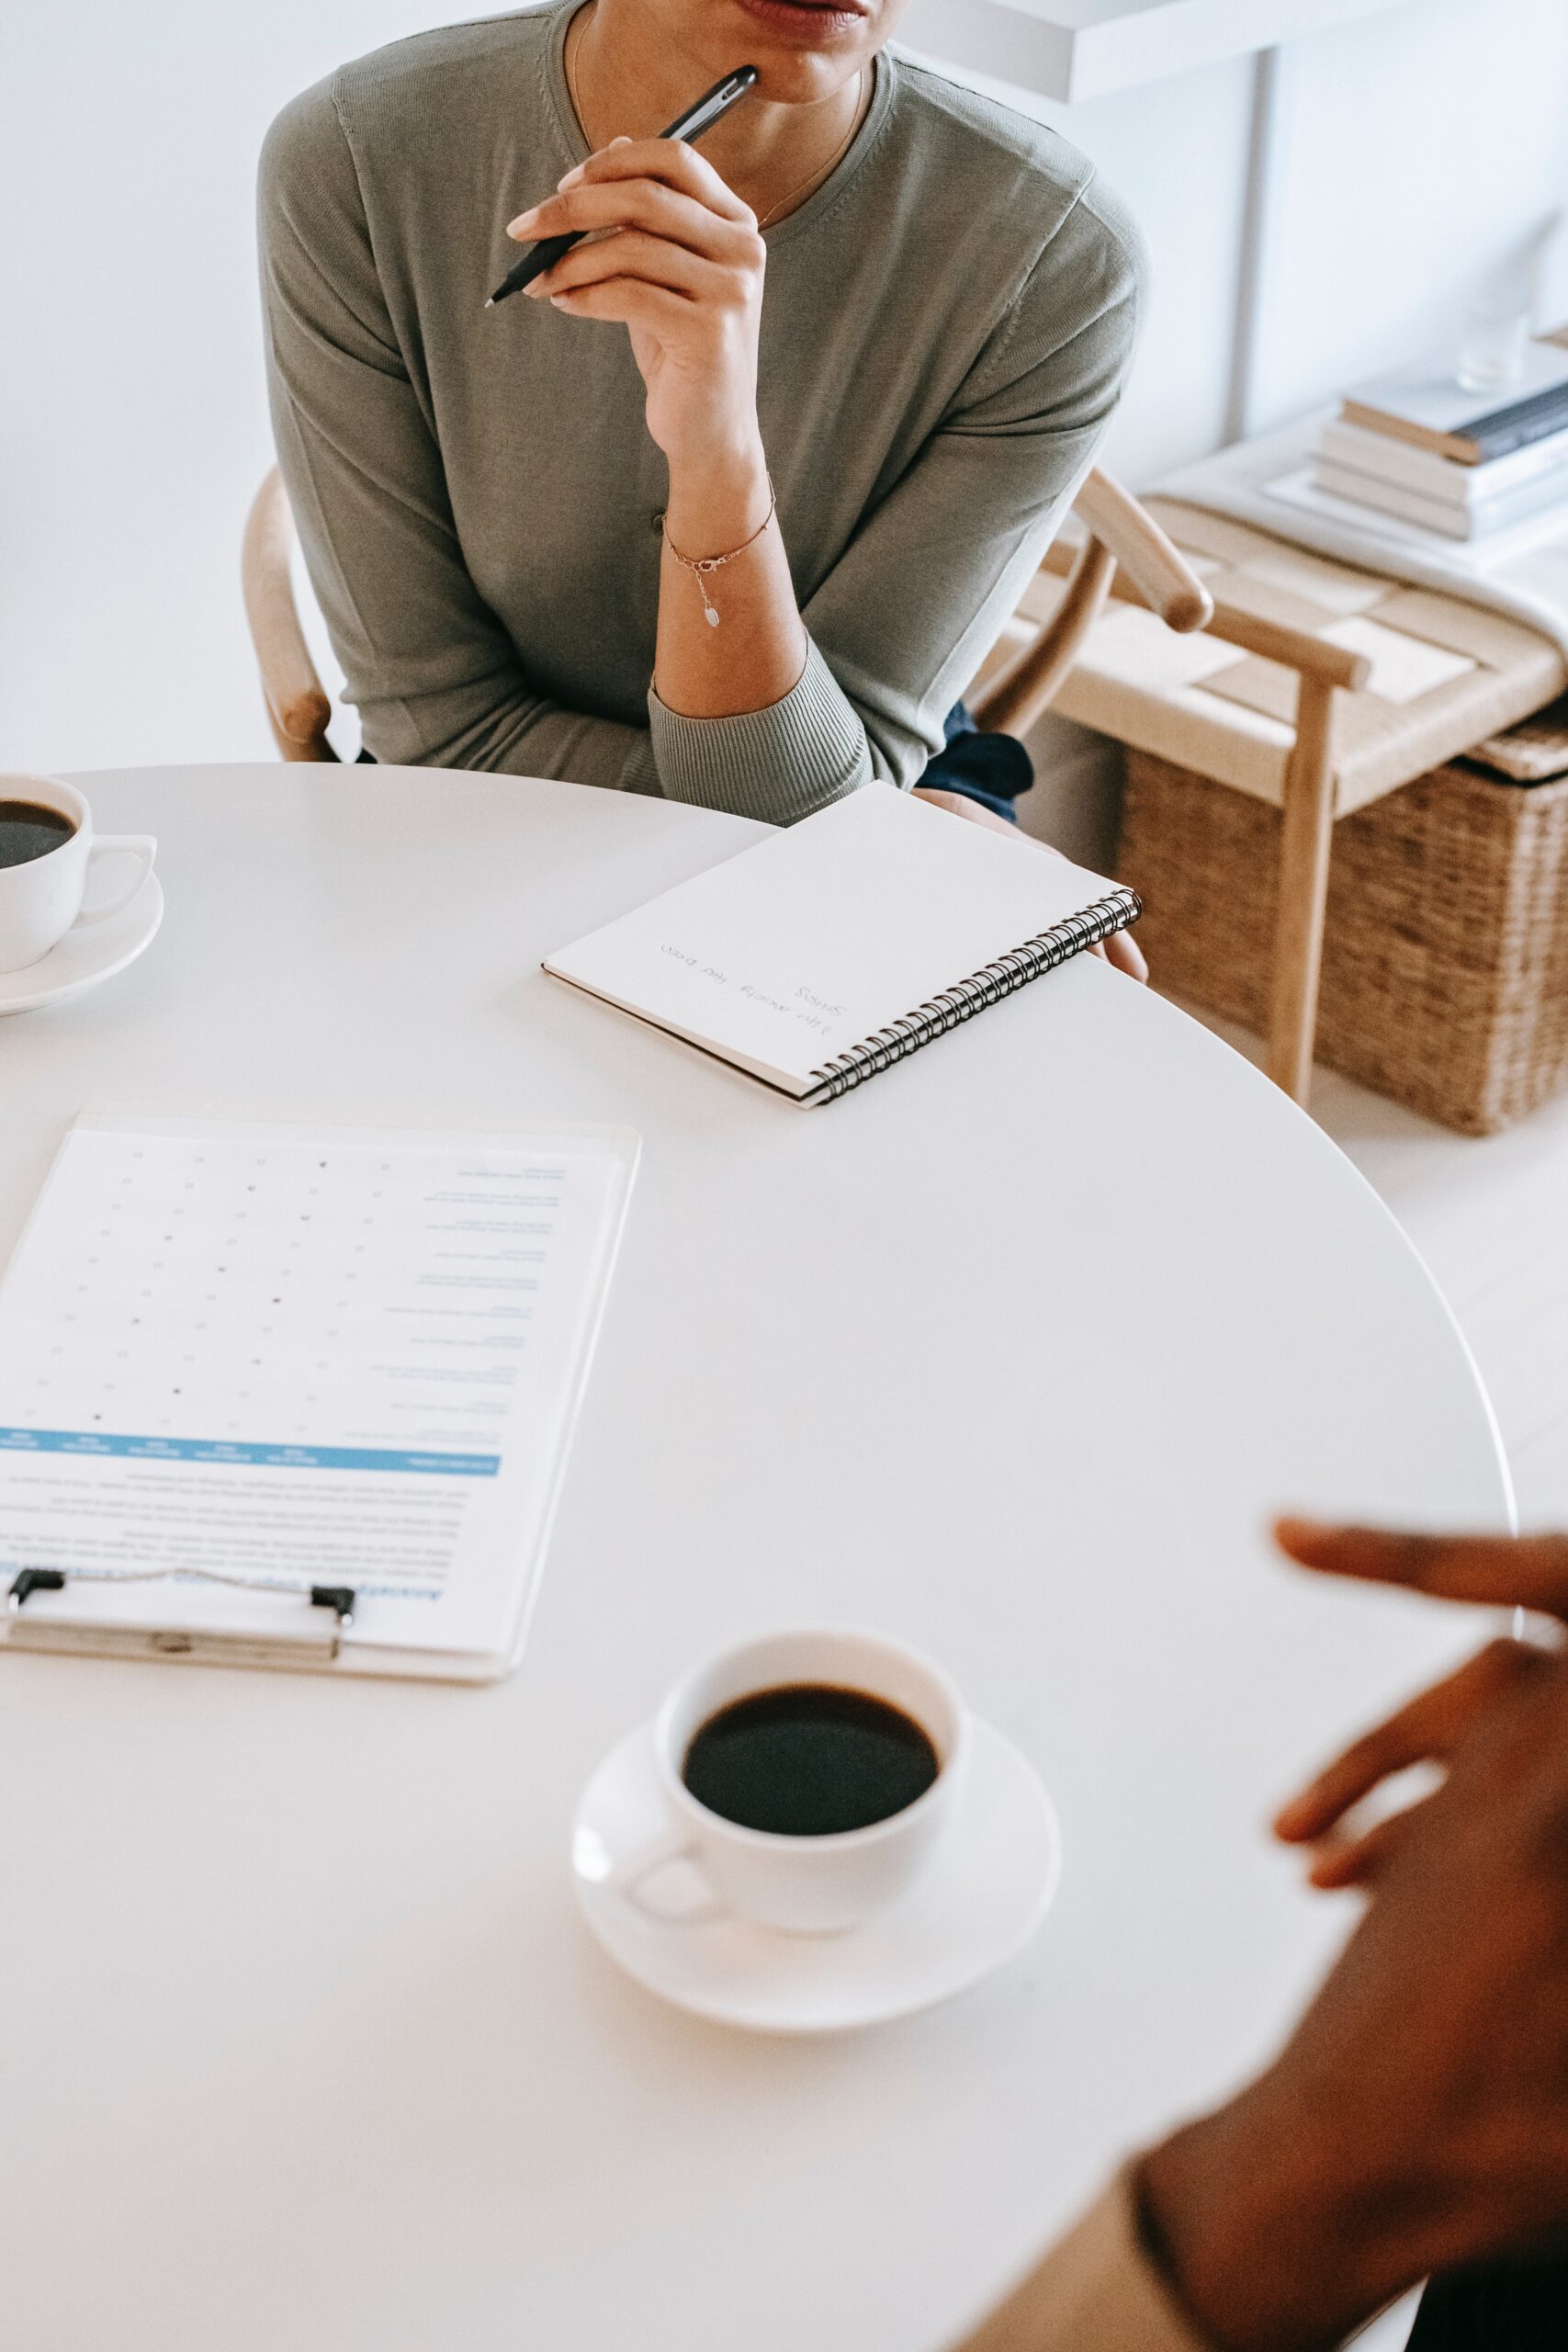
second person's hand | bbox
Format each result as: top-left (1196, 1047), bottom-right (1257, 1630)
top-left (1139, 1628), bottom-right (1568, 2352)
top-left (1271, 1521), bottom-right (1567, 1887)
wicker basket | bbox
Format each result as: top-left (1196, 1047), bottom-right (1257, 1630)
top-left (1117, 750), bottom-right (1568, 1135)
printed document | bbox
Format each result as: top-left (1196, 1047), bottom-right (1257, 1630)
top-left (0, 1117), bottom-right (637, 1673)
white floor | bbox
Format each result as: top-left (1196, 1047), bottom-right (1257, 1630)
top-left (1326, 1072), bottom-right (1568, 1533)
top-left (1195, 1008), bottom-right (1568, 1532)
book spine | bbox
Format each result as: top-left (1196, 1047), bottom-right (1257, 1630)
top-left (803, 888), bottom-right (1142, 1106)
top-left (1466, 388), bottom-right (1568, 463)
top-left (1470, 367), bottom-right (1568, 424)
top-left (1320, 418), bottom-right (1568, 503)
top-left (1312, 465), bottom-right (1480, 537)
top-left (1313, 460), bottom-right (1568, 537)
top-left (1339, 394), bottom-right (1568, 467)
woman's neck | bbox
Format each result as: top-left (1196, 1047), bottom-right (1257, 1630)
top-left (566, 2), bottom-right (871, 228)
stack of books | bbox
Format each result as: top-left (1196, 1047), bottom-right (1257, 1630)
top-left (1311, 342), bottom-right (1568, 542)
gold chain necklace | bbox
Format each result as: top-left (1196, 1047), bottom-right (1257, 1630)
top-left (565, 13), bottom-right (595, 153)
top-left (756, 74), bottom-right (865, 230)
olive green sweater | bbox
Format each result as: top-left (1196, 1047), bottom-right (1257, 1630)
top-left (259, 0), bottom-right (1144, 821)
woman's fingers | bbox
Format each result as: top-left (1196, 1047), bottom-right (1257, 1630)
top-left (543, 278), bottom-right (694, 334)
top-left (506, 154), bottom-right (764, 325)
top-left (1274, 1637), bottom-right (1546, 1846)
top-left (1274, 1519), bottom-right (1568, 1620)
top-left (529, 228), bottom-right (716, 305)
top-left (509, 172), bottom-right (757, 264)
top-left (1101, 929), bottom-right (1148, 982)
top-left (560, 133), bottom-right (756, 224)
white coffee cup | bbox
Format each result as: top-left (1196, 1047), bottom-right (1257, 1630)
top-left (610, 1628), bottom-right (970, 1936)
top-left (0, 773), bottom-right (156, 975)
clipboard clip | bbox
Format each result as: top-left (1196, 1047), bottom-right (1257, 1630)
top-left (6, 1567), bottom-right (358, 1669)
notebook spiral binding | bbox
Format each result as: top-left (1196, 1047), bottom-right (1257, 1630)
top-left (803, 887), bottom-right (1142, 1104)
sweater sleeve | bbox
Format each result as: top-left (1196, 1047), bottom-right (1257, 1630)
top-left (947, 2170), bottom-right (1217, 2352)
top-left (257, 80), bottom-right (660, 791)
top-left (646, 178), bottom-right (1145, 821)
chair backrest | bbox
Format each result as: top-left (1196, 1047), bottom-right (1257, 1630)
top-left (241, 469), bottom-right (337, 763)
top-left (240, 463), bottom-right (1215, 765)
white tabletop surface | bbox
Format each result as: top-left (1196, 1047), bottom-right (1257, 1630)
top-left (0, 766), bottom-right (1509, 2352)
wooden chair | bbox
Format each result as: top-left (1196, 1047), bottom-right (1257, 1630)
top-left (241, 469), bottom-right (337, 763)
top-left (243, 463), bottom-right (1370, 1103)
top-left (970, 473), bottom-right (1372, 1105)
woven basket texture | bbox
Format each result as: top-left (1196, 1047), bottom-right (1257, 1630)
top-left (1117, 751), bottom-right (1568, 1136)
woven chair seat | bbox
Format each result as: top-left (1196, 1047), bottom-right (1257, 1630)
top-left (1022, 498), bottom-right (1568, 816)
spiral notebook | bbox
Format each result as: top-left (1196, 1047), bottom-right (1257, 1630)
top-left (543, 783), bottom-right (1140, 1103)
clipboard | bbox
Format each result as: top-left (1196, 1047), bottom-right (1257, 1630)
top-left (6, 1566), bottom-right (359, 1672)
top-left (0, 1114), bottom-right (640, 1680)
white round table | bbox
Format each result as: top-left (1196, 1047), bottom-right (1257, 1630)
top-left (0, 766), bottom-right (1510, 2352)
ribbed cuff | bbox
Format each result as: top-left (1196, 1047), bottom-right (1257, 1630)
top-left (647, 638), bottom-right (873, 824)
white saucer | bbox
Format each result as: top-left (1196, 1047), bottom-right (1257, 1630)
top-left (0, 872), bottom-right (164, 1015)
top-left (572, 1717), bottom-right (1061, 2034)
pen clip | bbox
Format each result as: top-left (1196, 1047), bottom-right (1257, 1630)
top-left (660, 64), bottom-right (760, 147)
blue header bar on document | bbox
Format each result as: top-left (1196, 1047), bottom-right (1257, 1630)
top-left (0, 1428), bottom-right (502, 1476)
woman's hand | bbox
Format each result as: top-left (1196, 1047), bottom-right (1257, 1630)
top-left (511, 135), bottom-right (797, 720)
top-left (507, 137), bottom-right (767, 476)
top-left (912, 786), bottom-right (1149, 981)
top-left (1271, 1521), bottom-right (1568, 1888)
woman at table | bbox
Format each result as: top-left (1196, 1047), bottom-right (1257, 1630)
top-left (259, 0), bottom-right (1145, 972)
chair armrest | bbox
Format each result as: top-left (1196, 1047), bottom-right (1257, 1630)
top-left (241, 469), bottom-right (335, 759)
top-left (968, 540), bottom-right (1118, 737)
top-left (1075, 472), bottom-right (1214, 634)
top-left (1204, 604), bottom-right (1372, 691)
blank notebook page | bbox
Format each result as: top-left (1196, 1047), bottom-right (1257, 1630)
top-left (544, 784), bottom-right (1122, 1094)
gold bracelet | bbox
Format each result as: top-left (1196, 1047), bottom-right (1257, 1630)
top-left (659, 478), bottom-right (778, 628)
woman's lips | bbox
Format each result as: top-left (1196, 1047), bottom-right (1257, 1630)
top-left (735, 0), bottom-right (869, 37)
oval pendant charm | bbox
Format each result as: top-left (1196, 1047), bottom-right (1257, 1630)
top-left (705, 606), bottom-right (720, 628)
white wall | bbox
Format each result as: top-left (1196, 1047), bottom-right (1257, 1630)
top-left (4, 0), bottom-right (1568, 774)
top-left (2, 0), bottom-right (465, 775)
top-left (1255, 0), bottom-right (1568, 429)
top-left (954, 0), bottom-right (1568, 480)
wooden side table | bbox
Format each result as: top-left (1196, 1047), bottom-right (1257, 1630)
top-left (1009, 503), bottom-right (1567, 1104)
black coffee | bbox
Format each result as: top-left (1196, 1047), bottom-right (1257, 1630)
top-left (682, 1683), bottom-right (940, 1838)
top-left (0, 800), bottom-right (74, 870)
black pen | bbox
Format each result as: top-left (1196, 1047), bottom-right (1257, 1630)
top-left (486, 64), bottom-right (761, 311)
